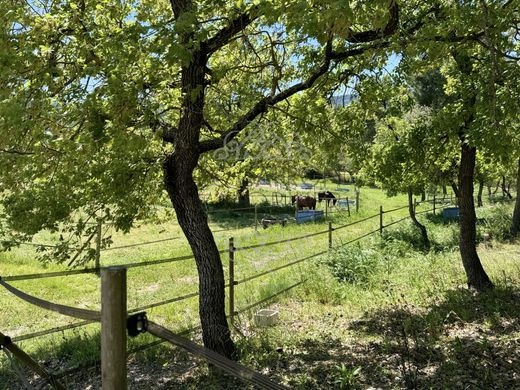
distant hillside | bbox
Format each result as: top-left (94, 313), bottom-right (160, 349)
top-left (329, 94), bottom-right (357, 107)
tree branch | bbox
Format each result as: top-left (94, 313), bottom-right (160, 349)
top-left (198, 0), bottom-right (401, 154)
top-left (205, 8), bottom-right (259, 55)
top-left (198, 39), bottom-right (334, 153)
top-left (346, 0), bottom-right (399, 43)
top-left (0, 148), bottom-right (34, 156)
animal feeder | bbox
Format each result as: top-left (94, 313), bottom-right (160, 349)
top-left (443, 207), bottom-right (460, 219)
top-left (296, 210), bottom-right (324, 224)
top-left (254, 309), bottom-right (279, 327)
top-left (261, 217), bottom-right (288, 229)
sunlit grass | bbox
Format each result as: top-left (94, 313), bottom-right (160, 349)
top-left (0, 185), bottom-right (516, 387)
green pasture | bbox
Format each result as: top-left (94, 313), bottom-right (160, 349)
top-left (0, 186), bottom-right (517, 388)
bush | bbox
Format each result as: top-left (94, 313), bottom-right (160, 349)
top-left (479, 204), bottom-right (512, 241)
top-left (321, 243), bottom-right (381, 284)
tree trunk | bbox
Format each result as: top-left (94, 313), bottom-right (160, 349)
top-left (442, 185), bottom-right (447, 196)
top-left (421, 190), bottom-right (426, 202)
top-left (408, 188), bottom-right (430, 251)
top-left (511, 159), bottom-right (520, 237)
top-left (458, 143), bottom-right (493, 291)
top-left (501, 176), bottom-right (513, 199)
top-left (477, 178), bottom-right (484, 207)
top-left (451, 183), bottom-right (460, 206)
top-left (238, 178), bottom-right (250, 206)
top-left (163, 46), bottom-right (236, 358)
top-left (164, 156), bottom-right (237, 359)
top-left (493, 180), bottom-right (500, 195)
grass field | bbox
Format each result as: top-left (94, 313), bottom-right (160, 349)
top-left (1, 184), bottom-right (518, 389)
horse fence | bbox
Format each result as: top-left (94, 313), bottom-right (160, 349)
top-left (0, 198), bottom-right (444, 388)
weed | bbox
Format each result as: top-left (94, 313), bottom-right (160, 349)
top-left (333, 364), bottom-right (362, 390)
top-left (321, 243), bottom-right (382, 285)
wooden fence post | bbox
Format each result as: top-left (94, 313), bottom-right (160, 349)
top-left (101, 267), bottom-right (127, 390)
top-left (95, 221), bottom-right (102, 275)
top-left (254, 205), bottom-right (258, 232)
top-left (328, 222), bottom-right (333, 249)
top-left (346, 197), bottom-right (351, 217)
top-left (433, 195), bottom-right (436, 215)
top-left (325, 199), bottom-right (328, 218)
top-left (229, 237), bottom-right (235, 327)
top-left (356, 189), bottom-right (360, 212)
top-left (379, 206), bottom-right (384, 235)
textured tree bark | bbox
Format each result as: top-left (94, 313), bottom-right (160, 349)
top-left (408, 188), bottom-right (430, 250)
top-left (477, 178), bottom-right (484, 207)
top-left (511, 159), bottom-right (520, 237)
top-left (164, 157), bottom-right (236, 358)
top-left (163, 46), bottom-right (236, 358)
top-left (458, 143), bottom-right (493, 290)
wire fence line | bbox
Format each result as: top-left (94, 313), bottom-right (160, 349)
top-left (382, 216), bottom-right (411, 229)
top-left (235, 252), bottom-right (328, 285)
top-left (1, 198), bottom-right (437, 345)
top-left (0, 214), bottom-right (409, 342)
top-left (383, 204), bottom-right (410, 214)
top-left (3, 191), bottom-right (509, 390)
top-left (233, 228), bottom-right (329, 252)
top-left (102, 236), bottom-right (182, 251)
top-left (333, 211), bottom-right (381, 231)
top-left (8, 191), bottom-right (501, 258)
top-left (0, 200), bottom-right (439, 389)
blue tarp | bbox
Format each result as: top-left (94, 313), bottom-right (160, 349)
top-left (443, 207), bottom-right (460, 219)
top-left (296, 210), bottom-right (324, 223)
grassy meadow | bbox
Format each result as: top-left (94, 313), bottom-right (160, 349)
top-left (1, 183), bottom-right (519, 389)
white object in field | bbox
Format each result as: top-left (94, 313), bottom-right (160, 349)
top-left (254, 309), bottom-right (279, 327)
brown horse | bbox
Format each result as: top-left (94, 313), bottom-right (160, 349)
top-left (291, 195), bottom-right (316, 210)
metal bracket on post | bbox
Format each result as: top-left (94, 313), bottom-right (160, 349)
top-left (127, 312), bottom-right (148, 338)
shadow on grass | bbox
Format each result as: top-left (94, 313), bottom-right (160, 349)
top-left (4, 286), bottom-right (520, 389)
top-left (343, 285), bottom-right (520, 389)
top-left (351, 285), bottom-right (520, 338)
top-left (381, 224), bottom-right (459, 253)
top-left (0, 330), bottom-right (201, 390)
top-left (230, 286), bottom-right (520, 389)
